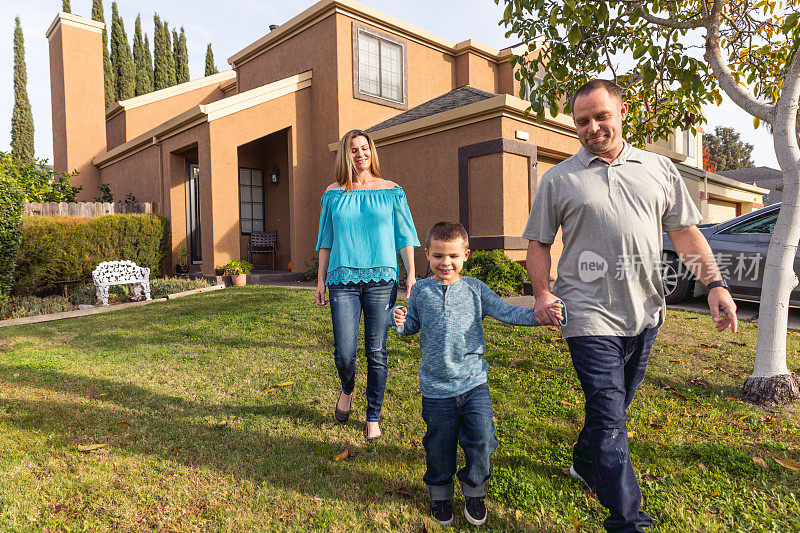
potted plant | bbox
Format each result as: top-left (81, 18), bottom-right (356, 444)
top-left (176, 244), bottom-right (189, 274)
top-left (214, 265), bottom-right (226, 276)
top-left (224, 259), bottom-right (253, 286)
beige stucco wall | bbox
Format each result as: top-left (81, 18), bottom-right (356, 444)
top-left (98, 145), bottom-right (162, 206)
top-left (48, 16), bottom-right (106, 200)
top-left (106, 84), bottom-right (229, 150)
top-left (455, 52), bottom-right (499, 93)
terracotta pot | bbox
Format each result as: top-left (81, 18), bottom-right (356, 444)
top-left (231, 274), bottom-right (246, 286)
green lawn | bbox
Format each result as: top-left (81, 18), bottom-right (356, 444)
top-left (1, 286), bottom-right (799, 531)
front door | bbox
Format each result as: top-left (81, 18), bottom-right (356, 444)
top-left (186, 162), bottom-right (202, 263)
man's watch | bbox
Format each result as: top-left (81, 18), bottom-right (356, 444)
top-left (706, 279), bottom-right (730, 292)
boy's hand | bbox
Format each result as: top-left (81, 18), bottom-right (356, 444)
top-left (534, 290), bottom-right (562, 327)
top-left (394, 307), bottom-right (407, 326)
top-left (548, 300), bottom-right (564, 322)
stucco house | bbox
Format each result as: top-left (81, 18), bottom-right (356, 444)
top-left (46, 0), bottom-right (766, 277)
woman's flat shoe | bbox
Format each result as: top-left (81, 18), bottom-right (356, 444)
top-left (364, 422), bottom-right (382, 443)
top-left (334, 393), bottom-right (351, 423)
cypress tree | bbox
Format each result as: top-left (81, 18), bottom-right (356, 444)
top-left (163, 21), bottom-right (176, 87)
top-left (62, 1), bottom-right (71, 13)
top-left (144, 33), bottom-right (154, 91)
top-left (11, 17), bottom-right (34, 165)
top-left (110, 2), bottom-right (134, 101)
top-left (132, 14), bottom-right (152, 95)
top-left (175, 27), bottom-right (189, 83)
top-left (205, 44), bottom-right (218, 76)
top-left (91, 0), bottom-right (115, 107)
top-left (152, 14), bottom-right (167, 90)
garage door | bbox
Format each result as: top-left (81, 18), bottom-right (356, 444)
top-left (706, 198), bottom-right (738, 224)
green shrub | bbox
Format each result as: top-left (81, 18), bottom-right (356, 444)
top-left (461, 249), bottom-right (528, 296)
top-left (0, 174), bottom-right (25, 300)
top-left (0, 151), bottom-right (81, 202)
top-left (68, 276), bottom-right (212, 305)
top-left (0, 295), bottom-right (75, 320)
top-left (223, 260), bottom-right (253, 275)
top-left (304, 256), bottom-right (319, 281)
top-left (13, 214), bottom-right (170, 296)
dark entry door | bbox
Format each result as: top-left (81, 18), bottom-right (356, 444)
top-left (186, 162), bottom-right (202, 263)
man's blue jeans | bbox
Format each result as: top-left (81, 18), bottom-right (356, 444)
top-left (328, 280), bottom-right (397, 422)
top-left (421, 383), bottom-right (499, 501)
top-left (566, 327), bottom-right (659, 533)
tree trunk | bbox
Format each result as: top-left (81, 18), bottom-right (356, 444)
top-left (744, 55), bottom-right (800, 406)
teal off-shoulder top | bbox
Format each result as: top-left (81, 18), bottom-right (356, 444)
top-left (316, 186), bottom-right (420, 285)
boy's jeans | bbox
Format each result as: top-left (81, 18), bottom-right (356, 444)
top-left (328, 280), bottom-right (397, 422)
top-left (566, 327), bottom-right (658, 533)
top-left (421, 383), bottom-right (499, 501)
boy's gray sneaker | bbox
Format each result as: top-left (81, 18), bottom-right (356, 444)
top-left (464, 496), bottom-right (487, 526)
top-left (569, 465), bottom-right (595, 493)
top-left (430, 500), bottom-right (454, 526)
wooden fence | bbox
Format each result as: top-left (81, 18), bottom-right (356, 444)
top-left (24, 201), bottom-right (157, 217)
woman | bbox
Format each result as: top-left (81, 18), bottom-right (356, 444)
top-left (315, 129), bottom-right (419, 443)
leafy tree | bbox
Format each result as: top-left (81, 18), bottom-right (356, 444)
top-left (91, 0), bottom-right (115, 108)
top-left (703, 126), bottom-right (755, 171)
top-left (62, 0), bottom-right (71, 13)
top-left (143, 33), bottom-right (154, 91)
top-left (499, 0), bottom-right (800, 405)
top-left (205, 44), bottom-right (218, 76)
top-left (152, 13), bottom-right (169, 90)
top-left (702, 144), bottom-right (718, 173)
top-left (132, 14), bottom-right (153, 96)
top-left (110, 2), bottom-right (135, 101)
top-left (11, 17), bottom-right (34, 165)
top-left (174, 27), bottom-right (189, 84)
top-left (0, 171), bottom-right (24, 301)
top-left (163, 20), bottom-right (176, 87)
top-left (0, 152), bottom-right (81, 203)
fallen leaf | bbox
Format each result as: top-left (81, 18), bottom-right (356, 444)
top-left (725, 396), bottom-right (737, 400)
top-left (668, 360), bottom-right (681, 363)
top-left (627, 431), bottom-right (636, 439)
top-left (53, 503), bottom-right (68, 513)
top-left (333, 444), bottom-right (357, 461)
top-left (422, 517), bottom-right (428, 533)
top-left (699, 343), bottom-right (721, 348)
top-left (753, 456), bottom-right (768, 469)
top-left (117, 421), bottom-right (130, 428)
top-left (515, 509), bottom-right (522, 519)
top-left (691, 378), bottom-right (711, 388)
top-left (560, 400), bottom-right (573, 406)
top-left (659, 380), bottom-right (673, 390)
top-left (572, 515), bottom-right (580, 531)
top-left (729, 341), bottom-right (746, 346)
top-left (276, 381), bottom-right (294, 387)
top-left (560, 467), bottom-right (571, 475)
top-left (702, 369), bottom-right (714, 374)
top-left (684, 316), bottom-right (698, 320)
top-left (774, 457), bottom-right (800, 471)
top-left (698, 462), bottom-right (707, 471)
top-left (97, 393), bottom-right (108, 397)
top-left (384, 486), bottom-right (414, 497)
top-left (214, 420), bottom-right (228, 429)
top-left (263, 388), bottom-right (276, 393)
top-left (77, 443), bottom-right (106, 452)
top-left (642, 474), bottom-right (660, 482)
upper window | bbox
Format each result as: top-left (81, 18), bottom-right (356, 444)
top-left (239, 168), bottom-right (264, 235)
top-left (353, 24), bottom-right (407, 109)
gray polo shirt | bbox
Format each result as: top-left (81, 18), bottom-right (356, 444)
top-left (522, 143), bottom-right (702, 338)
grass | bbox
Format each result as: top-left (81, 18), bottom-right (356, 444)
top-left (0, 286), bottom-right (799, 531)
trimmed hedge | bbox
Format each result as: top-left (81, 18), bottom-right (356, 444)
top-left (13, 214), bottom-right (170, 296)
top-left (0, 175), bottom-right (25, 299)
top-left (461, 249), bottom-right (529, 296)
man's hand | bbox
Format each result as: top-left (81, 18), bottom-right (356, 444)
top-left (315, 283), bottom-right (327, 306)
top-left (534, 290), bottom-right (562, 327)
top-left (708, 287), bottom-right (738, 333)
top-left (394, 307), bottom-right (407, 326)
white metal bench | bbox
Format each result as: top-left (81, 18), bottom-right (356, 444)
top-left (92, 260), bottom-right (152, 306)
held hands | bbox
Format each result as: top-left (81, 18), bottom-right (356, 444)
top-left (315, 283), bottom-right (328, 306)
top-left (394, 306), bottom-right (407, 327)
top-left (534, 290), bottom-right (563, 327)
top-left (708, 286), bottom-right (738, 333)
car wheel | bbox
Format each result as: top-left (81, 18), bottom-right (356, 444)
top-left (662, 253), bottom-right (692, 304)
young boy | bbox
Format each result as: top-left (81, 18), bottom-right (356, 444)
top-left (389, 222), bottom-right (565, 527)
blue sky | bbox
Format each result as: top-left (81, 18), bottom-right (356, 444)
top-left (0, 0), bottom-right (780, 169)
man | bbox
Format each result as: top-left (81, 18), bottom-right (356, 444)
top-left (523, 79), bottom-right (737, 532)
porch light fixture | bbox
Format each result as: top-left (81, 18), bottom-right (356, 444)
top-left (270, 166), bottom-right (280, 183)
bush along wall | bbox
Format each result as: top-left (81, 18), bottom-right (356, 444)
top-left (0, 175), bottom-right (25, 300)
top-left (460, 249), bottom-right (529, 296)
top-left (13, 214), bottom-right (170, 296)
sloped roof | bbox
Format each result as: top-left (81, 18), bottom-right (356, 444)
top-left (719, 166), bottom-right (783, 205)
top-left (367, 87), bottom-right (497, 132)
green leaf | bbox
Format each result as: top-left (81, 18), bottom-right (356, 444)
top-left (633, 45), bottom-right (648, 59)
top-left (550, 100), bottom-right (560, 117)
top-left (597, 2), bottom-right (609, 23)
top-left (568, 25), bottom-right (582, 46)
top-left (643, 68), bottom-right (657, 85)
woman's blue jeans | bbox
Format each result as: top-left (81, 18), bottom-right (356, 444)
top-left (328, 280), bottom-right (397, 422)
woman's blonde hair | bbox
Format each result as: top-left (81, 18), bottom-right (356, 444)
top-left (335, 129), bottom-right (383, 189)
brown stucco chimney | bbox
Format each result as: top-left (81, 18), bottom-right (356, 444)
top-left (46, 13), bottom-right (106, 200)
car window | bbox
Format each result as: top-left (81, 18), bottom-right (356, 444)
top-left (725, 211), bottom-right (779, 235)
